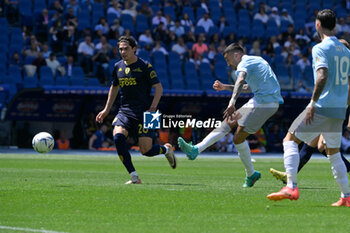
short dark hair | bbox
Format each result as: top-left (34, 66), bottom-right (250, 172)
top-left (118, 36), bottom-right (137, 48)
top-left (223, 43), bottom-right (245, 56)
top-left (316, 9), bottom-right (336, 31)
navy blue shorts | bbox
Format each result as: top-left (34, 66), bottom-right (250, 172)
top-left (112, 111), bottom-right (155, 140)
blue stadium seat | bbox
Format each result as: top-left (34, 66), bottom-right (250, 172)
top-left (40, 76), bottom-right (55, 86)
top-left (281, 2), bottom-right (293, 15)
top-left (208, 26), bottom-right (219, 37)
top-left (210, 7), bottom-right (222, 25)
top-left (40, 66), bottom-right (54, 86)
top-left (107, 13), bottom-right (118, 25)
top-left (156, 69), bottom-right (170, 89)
top-left (214, 64), bottom-right (227, 81)
top-left (86, 78), bottom-right (101, 86)
top-left (251, 20), bottom-right (265, 39)
top-left (135, 14), bottom-right (149, 35)
top-left (266, 19), bottom-right (279, 38)
top-left (7, 66), bottom-right (22, 85)
top-left (170, 70), bottom-right (185, 90)
top-left (152, 51), bottom-right (167, 69)
top-left (196, 7), bottom-right (206, 21)
top-left (184, 62), bottom-right (200, 90)
top-left (194, 26), bottom-right (206, 36)
top-left (291, 65), bottom-right (303, 89)
top-left (164, 6), bottom-right (176, 21)
top-left (33, 0), bottom-right (47, 14)
top-left (222, 0), bottom-right (234, 9)
top-left (168, 52), bottom-right (181, 70)
top-left (268, 0), bottom-right (280, 7)
top-left (199, 63), bottom-right (212, 77)
top-left (70, 67), bottom-right (85, 86)
top-left (323, 1), bottom-right (333, 9)
top-left (23, 76), bottom-right (39, 88)
top-left (294, 17), bottom-right (306, 30)
top-left (24, 56), bottom-right (36, 65)
top-left (238, 9), bottom-right (250, 25)
top-left (138, 50), bottom-right (151, 63)
top-left (280, 19), bottom-right (291, 33)
top-left (183, 7), bottom-right (195, 23)
top-left (108, 59), bottom-right (119, 76)
top-left (275, 63), bottom-right (291, 89)
top-left (120, 14), bottom-right (135, 34)
top-left (303, 66), bottom-right (314, 89)
top-left (92, 3), bottom-right (105, 26)
top-left (262, 54), bottom-right (272, 65)
top-left (55, 76), bottom-right (70, 86)
top-left (78, 11), bottom-right (91, 31)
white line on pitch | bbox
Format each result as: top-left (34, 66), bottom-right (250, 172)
top-left (0, 225), bottom-right (68, 233)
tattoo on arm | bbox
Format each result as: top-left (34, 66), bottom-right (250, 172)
top-left (311, 68), bottom-right (328, 102)
top-left (231, 71), bottom-right (247, 104)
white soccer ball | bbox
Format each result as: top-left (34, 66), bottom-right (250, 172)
top-left (32, 132), bottom-right (55, 153)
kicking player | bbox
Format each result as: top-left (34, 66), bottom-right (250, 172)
top-left (96, 36), bottom-right (176, 184)
top-left (269, 40), bottom-right (350, 184)
top-left (178, 43), bottom-right (284, 188)
top-left (267, 9), bottom-right (350, 206)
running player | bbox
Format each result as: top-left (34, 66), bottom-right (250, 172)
top-left (269, 39), bottom-right (350, 184)
top-left (96, 36), bottom-right (176, 184)
top-left (267, 9), bottom-right (350, 206)
top-left (178, 43), bottom-right (284, 188)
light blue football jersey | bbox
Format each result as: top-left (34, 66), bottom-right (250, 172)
top-left (312, 36), bottom-right (350, 119)
top-left (236, 55), bottom-right (284, 104)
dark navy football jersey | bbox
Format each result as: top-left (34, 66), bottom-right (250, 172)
top-left (112, 58), bottom-right (160, 117)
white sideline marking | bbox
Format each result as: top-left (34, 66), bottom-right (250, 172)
top-left (0, 225), bottom-right (68, 233)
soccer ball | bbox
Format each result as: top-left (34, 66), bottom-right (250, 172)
top-left (32, 132), bottom-right (55, 153)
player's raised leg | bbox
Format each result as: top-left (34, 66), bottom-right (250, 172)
top-left (139, 136), bottom-right (176, 169)
top-left (178, 120), bottom-right (233, 160)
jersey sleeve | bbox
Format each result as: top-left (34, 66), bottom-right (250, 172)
top-left (312, 45), bottom-right (328, 70)
top-left (112, 65), bottom-right (119, 86)
top-left (146, 62), bottom-right (160, 85)
top-left (236, 61), bottom-right (248, 77)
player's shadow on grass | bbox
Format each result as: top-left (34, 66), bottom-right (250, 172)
top-left (145, 183), bottom-right (206, 186)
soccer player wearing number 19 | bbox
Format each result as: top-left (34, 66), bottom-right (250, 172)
top-left (96, 36), bottom-right (176, 184)
top-left (267, 9), bottom-right (350, 206)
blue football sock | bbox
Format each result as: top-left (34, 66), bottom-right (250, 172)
top-left (298, 143), bottom-right (316, 172)
top-left (143, 145), bottom-right (166, 157)
top-left (114, 133), bottom-right (135, 173)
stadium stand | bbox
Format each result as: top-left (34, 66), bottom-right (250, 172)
top-left (0, 0), bottom-right (349, 104)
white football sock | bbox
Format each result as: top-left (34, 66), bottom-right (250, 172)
top-left (197, 121), bottom-right (232, 153)
top-left (235, 140), bottom-right (255, 177)
top-left (283, 141), bottom-right (299, 189)
top-left (130, 171), bottom-right (138, 181)
top-left (328, 152), bottom-right (350, 198)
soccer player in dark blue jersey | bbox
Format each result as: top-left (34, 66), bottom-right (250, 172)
top-left (96, 36), bottom-right (176, 184)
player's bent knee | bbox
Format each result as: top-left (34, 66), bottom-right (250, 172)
top-left (140, 146), bottom-right (152, 155)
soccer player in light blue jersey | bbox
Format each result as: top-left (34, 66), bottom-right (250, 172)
top-left (268, 9), bottom-right (350, 206)
top-left (178, 43), bottom-right (284, 188)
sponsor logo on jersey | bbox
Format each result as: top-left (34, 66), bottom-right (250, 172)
top-left (119, 77), bottom-right (137, 87)
top-left (150, 70), bottom-right (157, 79)
top-left (133, 68), bottom-right (142, 72)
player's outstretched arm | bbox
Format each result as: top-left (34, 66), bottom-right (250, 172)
top-left (96, 85), bottom-right (119, 123)
top-left (149, 83), bottom-right (163, 112)
top-left (213, 80), bottom-right (250, 92)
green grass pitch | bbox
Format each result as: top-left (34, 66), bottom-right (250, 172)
top-left (0, 153), bottom-right (350, 233)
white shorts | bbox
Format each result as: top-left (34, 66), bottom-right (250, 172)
top-left (236, 98), bottom-right (279, 134)
top-left (289, 108), bottom-right (343, 148)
